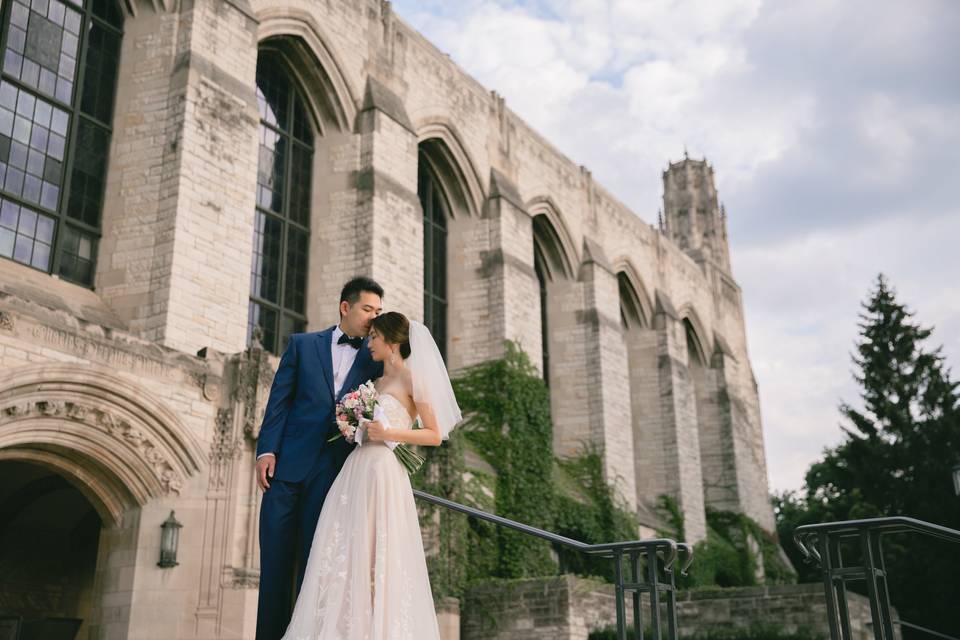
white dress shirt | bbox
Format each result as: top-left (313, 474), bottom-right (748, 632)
top-left (330, 326), bottom-right (362, 396)
top-left (258, 326), bottom-right (362, 460)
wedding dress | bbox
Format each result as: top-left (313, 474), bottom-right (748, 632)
top-left (280, 393), bottom-right (440, 640)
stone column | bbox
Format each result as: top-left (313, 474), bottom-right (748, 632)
top-left (714, 342), bottom-right (776, 532)
top-left (577, 238), bottom-right (637, 510)
top-left (444, 205), bottom-right (492, 373)
top-left (351, 78), bottom-right (423, 318)
top-left (645, 292), bottom-right (707, 542)
top-left (694, 336), bottom-right (740, 514)
top-left (627, 325), bottom-right (662, 519)
top-left (480, 169), bottom-right (540, 367)
top-left (97, 0), bottom-right (261, 355)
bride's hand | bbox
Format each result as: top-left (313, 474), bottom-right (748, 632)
top-left (365, 420), bottom-right (388, 442)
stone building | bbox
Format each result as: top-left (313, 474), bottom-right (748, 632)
top-left (0, 0), bottom-right (775, 637)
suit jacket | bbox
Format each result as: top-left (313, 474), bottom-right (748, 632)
top-left (255, 327), bottom-right (384, 483)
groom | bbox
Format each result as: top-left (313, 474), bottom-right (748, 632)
top-left (254, 277), bottom-right (385, 640)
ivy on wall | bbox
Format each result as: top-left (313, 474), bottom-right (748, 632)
top-left (452, 342), bottom-right (557, 579)
top-left (552, 445), bottom-right (638, 581)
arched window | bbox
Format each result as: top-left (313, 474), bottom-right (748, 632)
top-left (418, 149), bottom-right (448, 361)
top-left (618, 272), bottom-right (647, 331)
top-left (532, 213), bottom-right (573, 387)
top-left (534, 245), bottom-right (549, 386)
top-left (684, 318), bottom-right (705, 367)
top-left (247, 53), bottom-right (313, 355)
top-left (0, 0), bottom-right (123, 285)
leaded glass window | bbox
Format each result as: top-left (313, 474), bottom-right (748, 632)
top-left (248, 53), bottom-right (313, 355)
top-left (418, 152), bottom-right (448, 362)
top-left (0, 0), bottom-right (122, 285)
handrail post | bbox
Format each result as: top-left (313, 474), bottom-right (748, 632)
top-left (630, 550), bottom-right (643, 640)
top-left (873, 533), bottom-right (896, 640)
top-left (614, 549), bottom-right (627, 640)
top-left (818, 532), bottom-right (843, 640)
top-left (646, 546), bottom-right (662, 639)
top-left (860, 529), bottom-right (894, 640)
top-left (665, 554), bottom-right (679, 640)
top-left (834, 537), bottom-right (853, 640)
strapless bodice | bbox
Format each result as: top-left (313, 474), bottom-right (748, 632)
top-left (378, 393), bottom-right (416, 430)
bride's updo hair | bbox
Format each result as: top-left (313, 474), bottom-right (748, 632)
top-left (370, 312), bottom-right (411, 359)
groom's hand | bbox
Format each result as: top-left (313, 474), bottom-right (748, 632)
top-left (256, 454), bottom-right (276, 491)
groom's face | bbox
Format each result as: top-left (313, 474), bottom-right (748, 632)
top-left (340, 291), bottom-right (383, 337)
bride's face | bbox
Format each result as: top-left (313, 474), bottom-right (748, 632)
top-left (367, 329), bottom-right (392, 362)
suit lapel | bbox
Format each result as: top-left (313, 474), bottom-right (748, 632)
top-left (337, 337), bottom-right (374, 401)
top-left (314, 328), bottom-right (336, 399)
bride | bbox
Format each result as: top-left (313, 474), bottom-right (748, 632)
top-left (281, 311), bottom-right (462, 640)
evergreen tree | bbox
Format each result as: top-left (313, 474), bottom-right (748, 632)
top-left (775, 274), bottom-right (960, 637)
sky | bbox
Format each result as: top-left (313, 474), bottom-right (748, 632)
top-left (391, 0), bottom-right (960, 493)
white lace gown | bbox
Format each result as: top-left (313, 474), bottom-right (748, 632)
top-left (281, 394), bottom-right (440, 640)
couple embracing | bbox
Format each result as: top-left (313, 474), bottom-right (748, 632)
top-left (255, 277), bottom-right (461, 640)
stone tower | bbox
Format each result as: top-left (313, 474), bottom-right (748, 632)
top-left (661, 154), bottom-right (731, 272)
top-left (656, 153), bottom-right (776, 537)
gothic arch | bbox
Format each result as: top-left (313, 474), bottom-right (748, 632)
top-left (678, 307), bottom-right (711, 367)
top-left (612, 259), bottom-right (654, 330)
top-left (416, 120), bottom-right (484, 218)
top-left (529, 198), bottom-right (578, 281)
top-left (0, 447), bottom-right (130, 526)
top-left (0, 364), bottom-right (203, 525)
top-left (256, 11), bottom-right (358, 133)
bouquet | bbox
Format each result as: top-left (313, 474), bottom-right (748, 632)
top-left (328, 380), bottom-right (425, 474)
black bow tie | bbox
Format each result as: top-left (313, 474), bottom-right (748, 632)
top-left (337, 333), bottom-right (363, 349)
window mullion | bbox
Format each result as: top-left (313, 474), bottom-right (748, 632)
top-left (54, 3), bottom-right (93, 282)
top-left (276, 91), bottom-right (298, 338)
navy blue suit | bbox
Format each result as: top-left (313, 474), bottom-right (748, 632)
top-left (255, 327), bottom-right (383, 640)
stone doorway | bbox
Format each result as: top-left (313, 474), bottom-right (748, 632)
top-left (0, 460), bottom-right (101, 639)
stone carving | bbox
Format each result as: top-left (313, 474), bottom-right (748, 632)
top-left (232, 329), bottom-right (274, 441)
top-left (1, 403), bottom-right (30, 419)
top-left (0, 399), bottom-right (185, 495)
top-left (191, 370), bottom-right (221, 402)
top-left (0, 311), bottom-right (13, 331)
top-left (208, 407), bottom-right (240, 490)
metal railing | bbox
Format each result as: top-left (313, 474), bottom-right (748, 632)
top-left (794, 516), bottom-right (960, 640)
top-left (413, 489), bottom-right (694, 640)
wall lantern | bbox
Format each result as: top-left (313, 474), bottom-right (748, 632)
top-left (158, 510), bottom-right (183, 568)
top-left (952, 463), bottom-right (960, 497)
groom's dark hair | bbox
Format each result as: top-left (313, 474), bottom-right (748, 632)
top-left (340, 277), bottom-right (384, 310)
